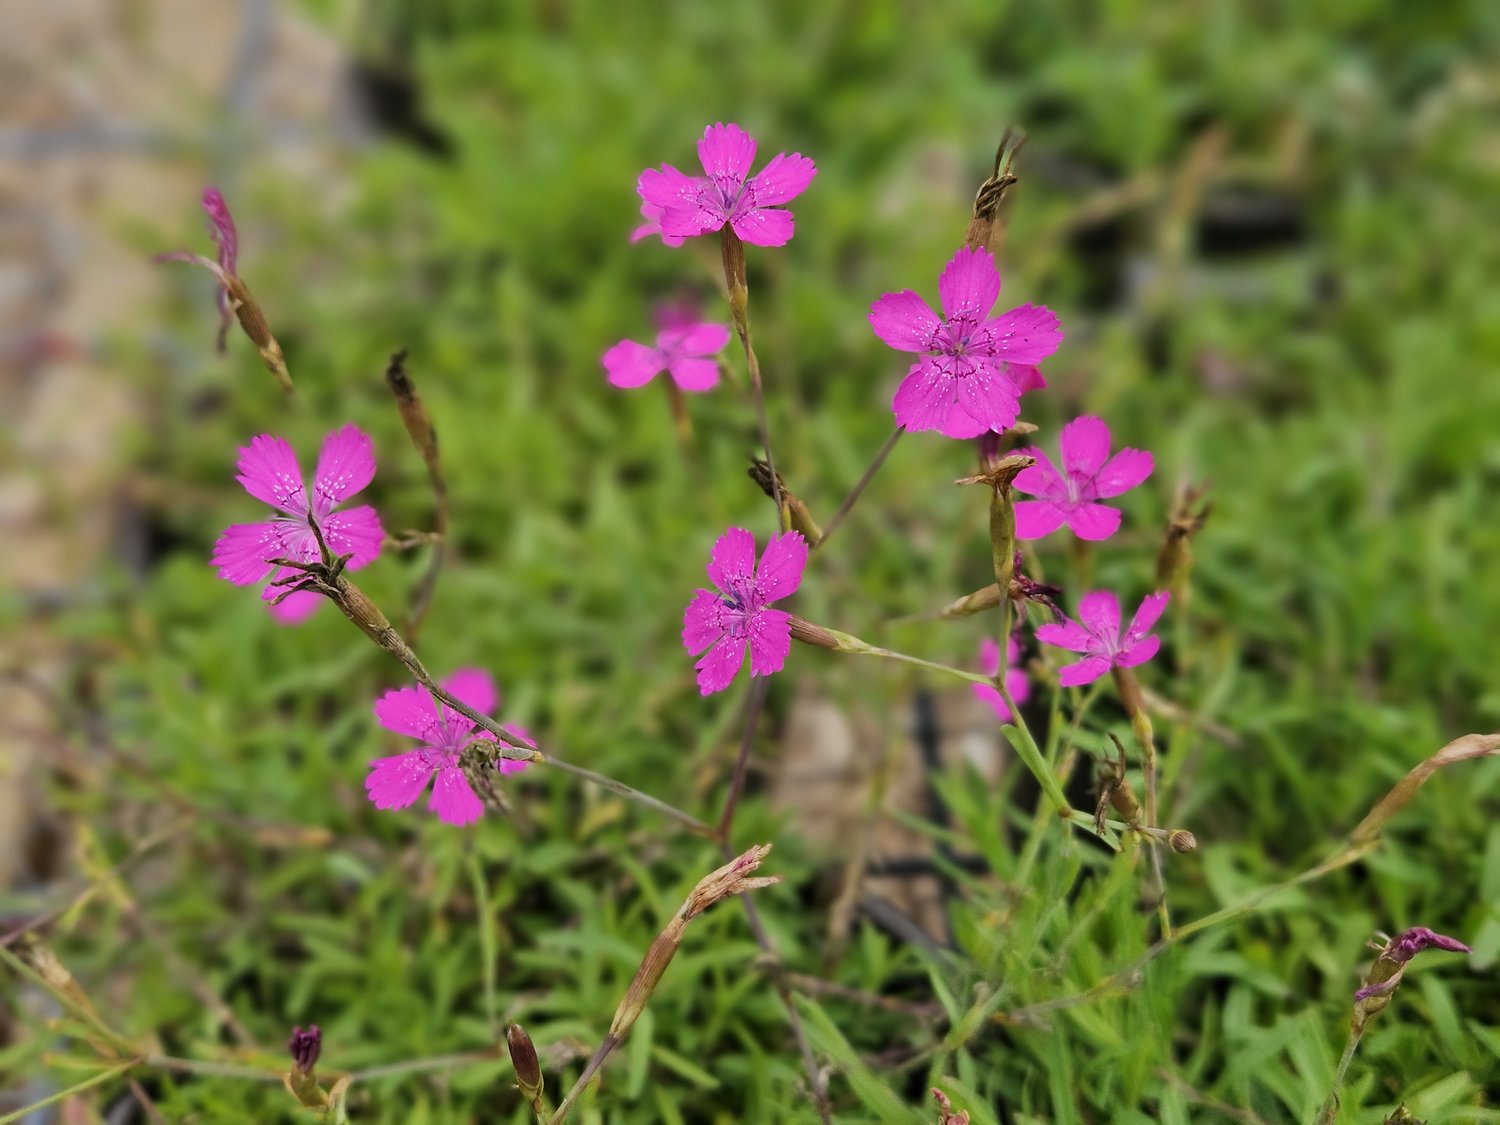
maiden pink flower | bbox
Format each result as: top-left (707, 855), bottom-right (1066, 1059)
top-left (973, 635), bottom-right (1031, 721)
top-left (1036, 590), bottom-right (1169, 686)
top-left (210, 424), bottom-right (384, 623)
top-left (602, 320), bottom-right (731, 392)
top-left (1013, 416), bottom-right (1154, 541)
top-left (365, 669), bottom-right (530, 827)
top-left (869, 246), bottom-right (1062, 438)
top-left (1354, 927), bottom-right (1471, 1002)
top-left (682, 527), bottom-right (807, 695)
top-left (637, 123), bottom-right (816, 247)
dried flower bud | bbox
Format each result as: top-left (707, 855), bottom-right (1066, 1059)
top-left (1168, 829), bottom-right (1197, 854)
top-left (963, 129), bottom-right (1024, 255)
top-left (609, 845), bottom-right (779, 1041)
top-left (931, 1086), bottom-right (972, 1125)
top-left (1155, 482), bottom-right (1211, 597)
top-left (749, 460), bottom-right (823, 545)
top-left (507, 1023), bottom-right (544, 1110)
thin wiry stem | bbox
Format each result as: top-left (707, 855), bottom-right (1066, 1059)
top-left (815, 426), bottom-right (903, 550)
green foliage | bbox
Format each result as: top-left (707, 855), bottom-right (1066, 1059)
top-left (9, 0), bottom-right (1500, 1121)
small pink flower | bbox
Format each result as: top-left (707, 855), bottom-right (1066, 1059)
top-left (637, 123), bottom-right (816, 248)
top-left (1354, 927), bottom-right (1472, 1002)
top-left (869, 246), bottom-right (1063, 438)
top-left (1036, 590), bottom-right (1169, 687)
top-left (1013, 416), bottom-right (1154, 541)
top-left (630, 201), bottom-right (689, 248)
top-left (365, 669), bottom-right (530, 827)
top-left (211, 424), bottom-right (385, 624)
top-left (973, 635), bottom-right (1031, 721)
top-left (682, 527), bottom-right (807, 695)
top-left (603, 320), bottom-right (731, 392)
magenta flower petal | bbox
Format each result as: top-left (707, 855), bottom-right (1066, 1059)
top-left (755, 530), bottom-right (809, 603)
top-left (730, 207), bottom-right (795, 247)
top-left (973, 635), bottom-right (1031, 722)
top-left (682, 588), bottom-right (729, 654)
top-left (321, 505), bottom-right (385, 569)
top-left (978, 637), bottom-right (1003, 678)
top-left (699, 123), bottom-right (758, 189)
top-left (1124, 591), bottom-right (1171, 643)
top-left (1011, 364), bottom-right (1047, 393)
top-left (1113, 634), bottom-right (1161, 668)
top-left (202, 188), bottom-right (238, 270)
top-left (666, 357), bottom-right (720, 391)
top-left (707, 526), bottom-right (758, 594)
top-left (868, 291), bottom-right (942, 352)
top-left (669, 323), bottom-right (731, 355)
top-left (374, 685), bottom-right (443, 740)
top-left (365, 751), bottom-right (434, 810)
top-left (891, 362), bottom-right (956, 433)
top-left (428, 766), bottom-right (483, 826)
top-left (1057, 654), bottom-right (1112, 686)
top-left (266, 587), bottom-right (323, 624)
top-left (748, 608), bottom-right (792, 676)
top-left (1013, 450), bottom-right (1067, 500)
top-left (1093, 448), bottom-right (1155, 498)
top-left (603, 339), bottom-right (665, 388)
top-left (1013, 500), bottom-right (1068, 540)
top-left (972, 304), bottom-right (1065, 367)
top-left (1034, 619), bottom-right (1091, 652)
top-left (750, 151), bottom-right (817, 206)
top-left (695, 635), bottom-right (747, 695)
top-left (236, 434), bottom-right (307, 514)
top-left (443, 669), bottom-right (498, 718)
top-left (637, 166), bottom-right (708, 227)
top-left (1077, 591), bottom-right (1121, 640)
top-left (630, 201), bottom-right (687, 247)
top-left (312, 424), bottom-right (377, 513)
top-left (952, 363), bottom-right (1020, 434)
top-left (973, 684), bottom-right (1010, 721)
top-left (212, 521), bottom-right (284, 585)
top-left (1065, 502), bottom-right (1123, 541)
top-left (938, 246), bottom-right (1001, 323)
top-left (1059, 416), bottom-right (1113, 479)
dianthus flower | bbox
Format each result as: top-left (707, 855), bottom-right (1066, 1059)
top-left (1355, 926), bottom-right (1471, 1003)
top-left (158, 187), bottom-right (239, 350)
top-left (637, 123), bottom-right (816, 247)
top-left (972, 635), bottom-right (1031, 722)
top-left (602, 319), bottom-right (730, 392)
top-left (1013, 416), bottom-right (1153, 541)
top-left (211, 424), bottom-right (384, 623)
top-left (365, 669), bottom-right (530, 827)
top-left (1036, 590), bottom-right (1169, 686)
top-left (630, 201), bottom-right (689, 247)
top-left (869, 246), bottom-right (1062, 438)
top-left (682, 528), bottom-right (807, 695)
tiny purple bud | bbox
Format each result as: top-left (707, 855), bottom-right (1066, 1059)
top-left (1353, 926), bottom-right (1471, 1009)
top-left (288, 1024), bottom-right (321, 1074)
top-left (1381, 926), bottom-right (1472, 965)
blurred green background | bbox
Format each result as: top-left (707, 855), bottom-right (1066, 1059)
top-left (4, 0), bottom-right (1500, 1120)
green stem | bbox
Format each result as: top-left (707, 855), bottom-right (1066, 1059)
top-left (816, 427), bottom-right (903, 550)
top-left (469, 852), bottom-right (499, 1036)
top-left (1315, 1024), bottom-right (1364, 1125)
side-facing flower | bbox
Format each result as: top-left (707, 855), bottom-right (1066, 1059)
top-left (682, 528), bottom-right (807, 695)
top-left (630, 200), bottom-right (690, 247)
top-left (1037, 590), bottom-right (1169, 686)
top-left (972, 635), bottom-right (1031, 721)
top-left (1013, 416), bottom-right (1153, 541)
top-left (159, 187), bottom-right (239, 350)
top-left (210, 424), bottom-right (385, 623)
top-left (1355, 926), bottom-right (1471, 1004)
top-left (602, 320), bottom-right (731, 392)
top-left (365, 669), bottom-right (530, 827)
top-left (637, 122), bottom-right (816, 247)
top-left (869, 246), bottom-right (1063, 438)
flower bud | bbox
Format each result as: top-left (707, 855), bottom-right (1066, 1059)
top-left (507, 1023), bottom-right (544, 1110)
top-left (1352, 926), bottom-right (1470, 1030)
top-left (1168, 829), bottom-right (1197, 854)
top-left (749, 460), bottom-right (822, 545)
top-left (283, 1025), bottom-right (326, 1108)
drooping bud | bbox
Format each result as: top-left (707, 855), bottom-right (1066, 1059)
top-left (963, 129), bottom-right (1025, 255)
top-left (1155, 482), bottom-right (1211, 598)
top-left (507, 1023), bottom-right (545, 1111)
top-left (749, 460), bottom-right (823, 545)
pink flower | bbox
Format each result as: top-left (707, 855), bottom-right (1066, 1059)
top-left (602, 320), bottom-right (731, 392)
top-left (637, 123), bottom-right (816, 248)
top-left (973, 635), bottom-right (1031, 721)
top-left (158, 186), bottom-right (241, 351)
top-left (682, 527), bottom-right (807, 695)
top-left (869, 246), bottom-right (1063, 438)
top-left (365, 669), bottom-right (530, 827)
top-left (1013, 416), bottom-right (1154, 541)
top-left (630, 201), bottom-right (689, 248)
top-left (211, 424), bottom-right (385, 624)
top-left (1354, 927), bottom-right (1472, 1002)
top-left (1036, 590), bottom-right (1169, 686)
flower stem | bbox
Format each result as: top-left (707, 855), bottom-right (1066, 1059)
top-left (816, 426), bottom-right (903, 550)
top-left (1315, 1023), bottom-right (1364, 1125)
top-left (1113, 666), bottom-right (1171, 938)
top-left (720, 228), bottom-right (786, 530)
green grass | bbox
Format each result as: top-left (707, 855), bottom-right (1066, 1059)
top-left (7, 0), bottom-right (1500, 1120)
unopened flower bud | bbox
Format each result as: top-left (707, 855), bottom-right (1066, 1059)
top-left (749, 460), bottom-right (822, 545)
top-left (283, 1024), bottom-right (327, 1109)
top-left (1168, 829), bottom-right (1197, 854)
top-left (507, 1023), bottom-right (544, 1110)
top-left (1352, 926), bottom-right (1470, 1029)
top-left (788, 616), bottom-right (855, 652)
